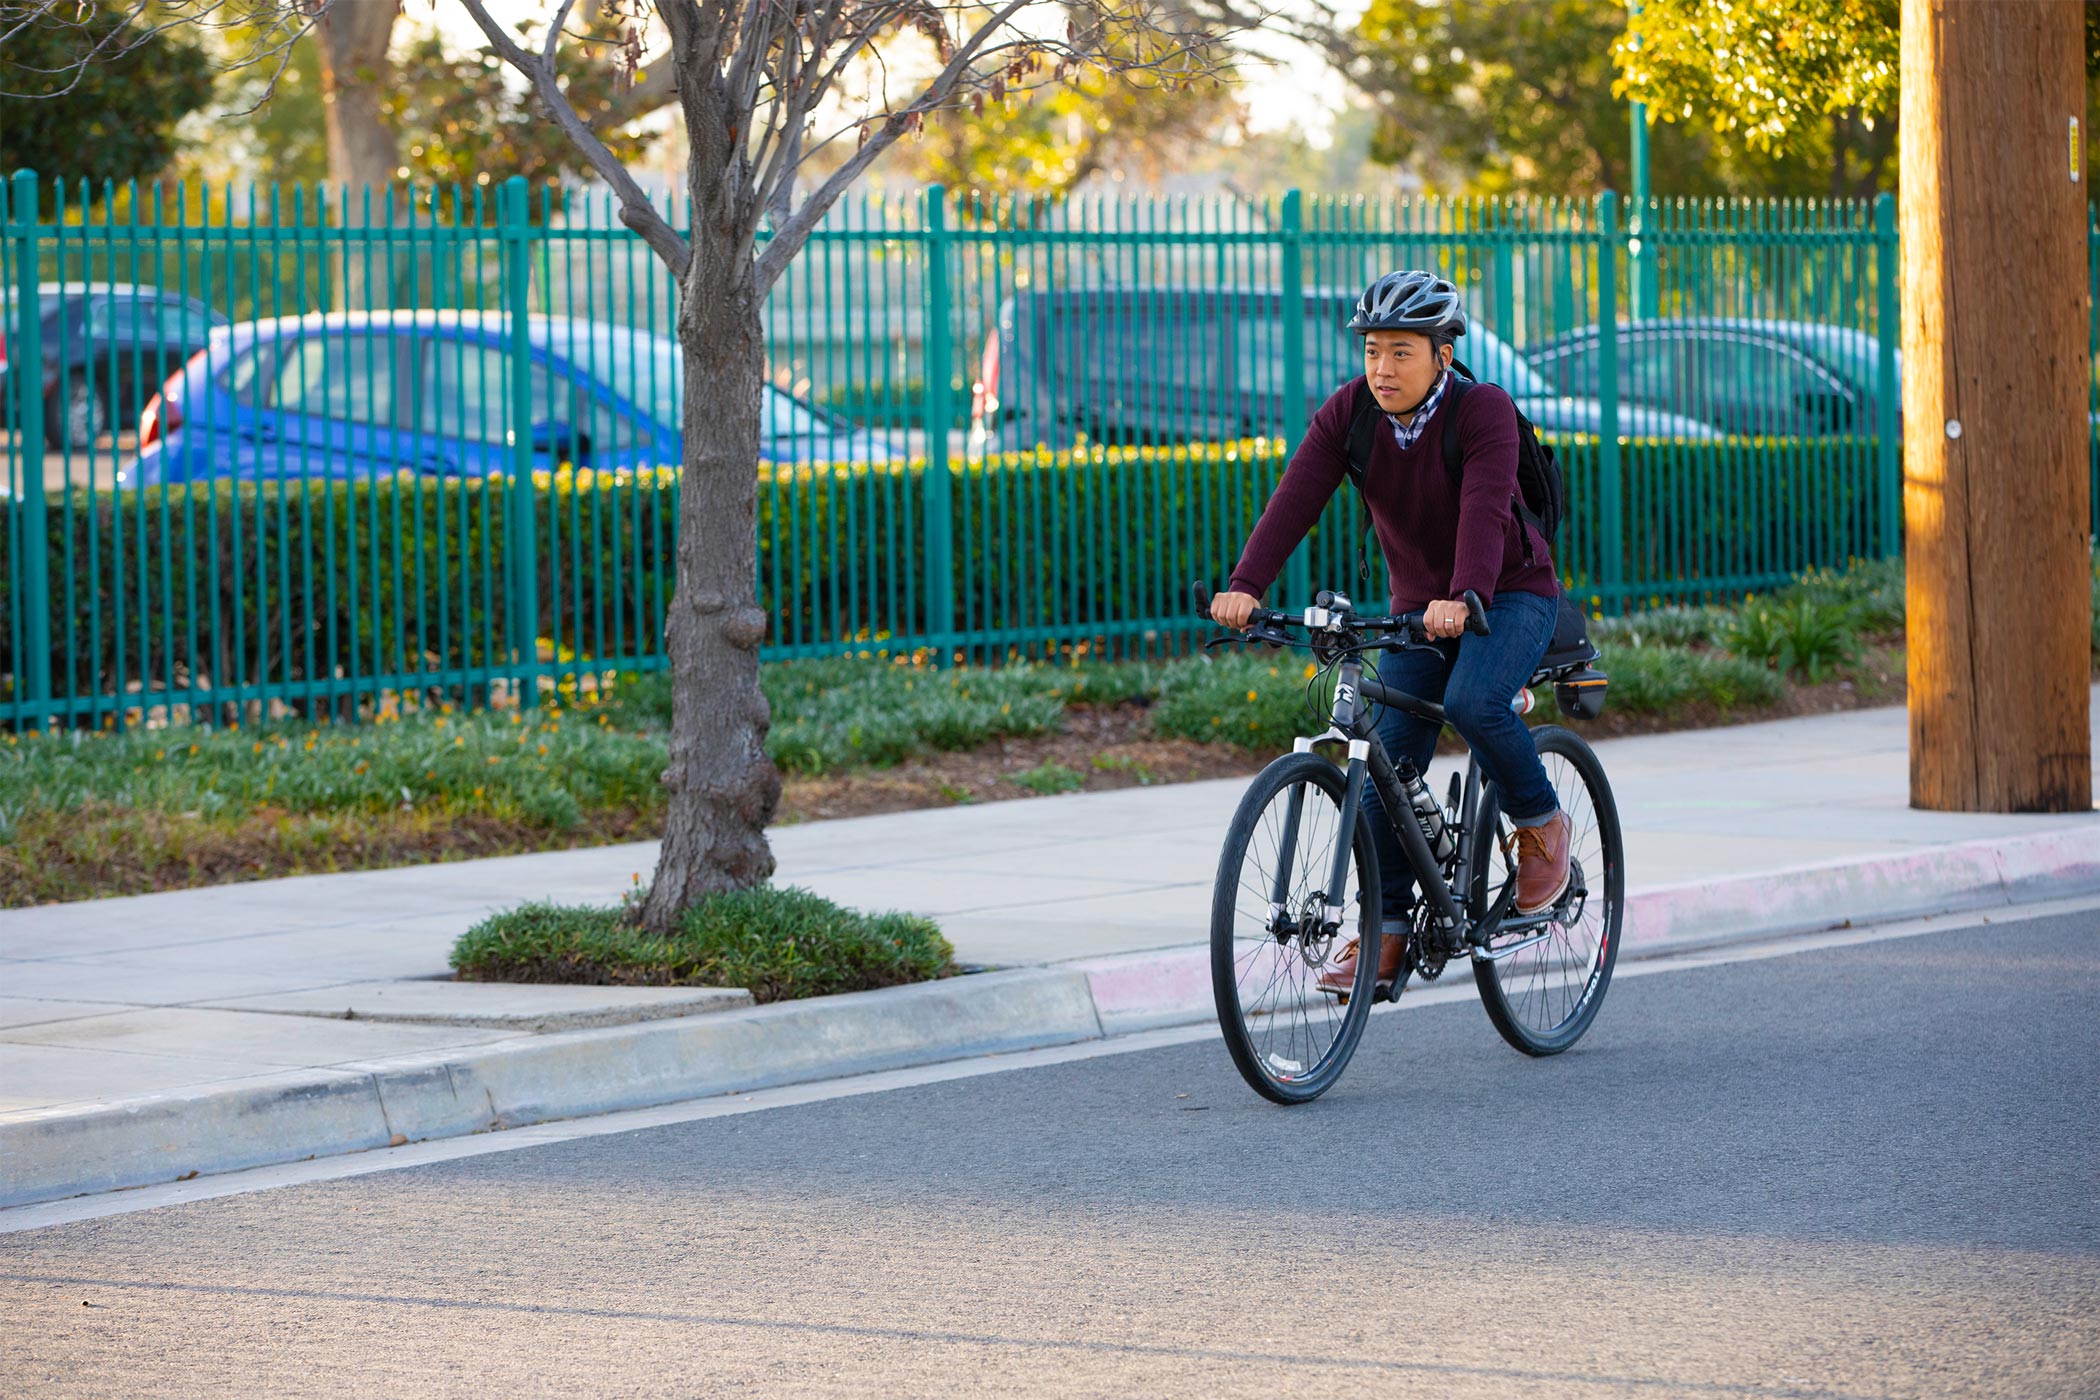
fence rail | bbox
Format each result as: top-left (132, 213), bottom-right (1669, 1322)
top-left (0, 175), bottom-right (2082, 728)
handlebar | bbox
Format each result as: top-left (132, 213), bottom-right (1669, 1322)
top-left (1193, 581), bottom-right (1490, 644)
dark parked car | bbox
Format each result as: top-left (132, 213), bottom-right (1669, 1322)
top-left (0, 281), bottom-right (228, 449)
top-left (127, 310), bottom-right (897, 486)
top-left (969, 287), bottom-right (1718, 452)
top-left (1527, 318), bottom-right (1897, 438)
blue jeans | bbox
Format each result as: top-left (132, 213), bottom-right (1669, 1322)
top-left (1357, 589), bottom-right (1559, 921)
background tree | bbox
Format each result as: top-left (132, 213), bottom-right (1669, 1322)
top-left (0, 5), bottom-right (215, 194)
top-left (384, 16), bottom-right (662, 192)
top-left (1618, 0), bottom-right (2100, 192)
top-left (1350, 0), bottom-right (1881, 197)
top-left (312, 0), bottom-right (403, 194)
top-left (899, 61), bottom-right (1235, 196)
top-left (437, 0), bottom-right (1237, 929)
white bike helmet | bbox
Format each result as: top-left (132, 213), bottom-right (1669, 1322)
top-left (1347, 270), bottom-right (1467, 338)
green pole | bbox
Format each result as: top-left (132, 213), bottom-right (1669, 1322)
top-left (9, 170), bottom-right (50, 726)
top-left (1280, 189), bottom-right (1312, 608)
top-left (500, 176), bottom-right (540, 708)
top-left (1874, 192), bottom-right (1900, 559)
top-left (921, 185), bottom-right (956, 663)
top-left (1597, 191), bottom-right (1624, 613)
top-left (1628, 0), bottom-right (1656, 320)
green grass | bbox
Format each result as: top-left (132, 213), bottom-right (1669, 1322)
top-left (1148, 650), bottom-right (1337, 751)
top-left (0, 703), bottom-right (665, 845)
top-left (451, 886), bottom-right (956, 1002)
top-left (1008, 761), bottom-right (1085, 795)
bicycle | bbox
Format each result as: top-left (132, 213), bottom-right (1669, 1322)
top-left (1196, 581), bottom-right (1623, 1104)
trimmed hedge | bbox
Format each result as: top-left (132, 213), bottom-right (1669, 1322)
top-left (2, 435), bottom-right (1891, 719)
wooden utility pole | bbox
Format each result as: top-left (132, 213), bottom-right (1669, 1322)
top-left (1902, 0), bottom-right (2093, 812)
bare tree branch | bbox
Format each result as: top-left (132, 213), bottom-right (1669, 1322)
top-left (455, 0), bottom-right (691, 276)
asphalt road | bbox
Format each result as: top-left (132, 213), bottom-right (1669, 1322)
top-left (3, 911), bottom-right (2098, 1399)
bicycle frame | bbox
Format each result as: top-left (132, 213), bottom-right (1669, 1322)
top-left (1273, 651), bottom-right (1481, 947)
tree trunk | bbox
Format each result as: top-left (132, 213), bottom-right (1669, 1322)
top-left (1902, 0), bottom-right (2092, 812)
top-left (314, 0), bottom-right (402, 194)
top-left (636, 224), bottom-right (781, 931)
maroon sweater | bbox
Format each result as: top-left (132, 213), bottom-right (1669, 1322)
top-left (1229, 376), bottom-right (1558, 613)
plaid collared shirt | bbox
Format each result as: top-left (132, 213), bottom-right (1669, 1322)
top-left (1386, 368), bottom-right (1452, 451)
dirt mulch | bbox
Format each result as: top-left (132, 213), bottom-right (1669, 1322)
top-left (776, 704), bottom-right (1265, 823)
top-left (0, 805), bottom-right (662, 908)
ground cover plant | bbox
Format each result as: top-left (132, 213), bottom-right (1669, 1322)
top-left (451, 886), bottom-right (956, 1003)
top-left (5, 554), bottom-right (2067, 907)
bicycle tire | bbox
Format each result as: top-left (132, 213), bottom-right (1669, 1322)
top-left (1210, 751), bottom-right (1383, 1103)
top-left (1465, 724), bottom-right (1624, 1057)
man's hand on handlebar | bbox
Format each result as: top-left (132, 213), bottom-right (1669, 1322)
top-left (1422, 598), bottom-right (1471, 640)
top-left (1210, 590), bottom-right (1260, 631)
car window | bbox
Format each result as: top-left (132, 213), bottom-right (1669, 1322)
top-left (1526, 335), bottom-right (1683, 407)
top-left (1694, 337), bottom-right (1855, 431)
top-left (87, 295), bottom-right (176, 340)
top-left (764, 388), bottom-right (833, 438)
top-left (1621, 335), bottom-right (1688, 406)
top-left (158, 299), bottom-right (221, 342)
top-left (273, 334), bottom-right (401, 426)
top-left (416, 338), bottom-right (565, 444)
top-left (215, 344), bottom-right (275, 406)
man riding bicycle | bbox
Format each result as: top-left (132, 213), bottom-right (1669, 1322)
top-left (1209, 270), bottom-right (1573, 991)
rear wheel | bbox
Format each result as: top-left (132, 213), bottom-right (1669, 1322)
top-left (1466, 725), bottom-right (1623, 1056)
top-left (1211, 752), bottom-right (1382, 1104)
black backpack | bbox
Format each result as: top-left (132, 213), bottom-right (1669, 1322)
top-left (1341, 363), bottom-right (1566, 564)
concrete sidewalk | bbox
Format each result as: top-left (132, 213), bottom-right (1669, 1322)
top-left (5, 693), bottom-right (2099, 1206)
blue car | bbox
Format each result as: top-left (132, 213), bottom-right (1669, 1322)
top-left (127, 311), bottom-right (897, 485)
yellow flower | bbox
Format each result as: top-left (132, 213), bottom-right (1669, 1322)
top-left (1245, 689), bottom-right (1258, 703)
top-left (1304, 663), bottom-right (1318, 679)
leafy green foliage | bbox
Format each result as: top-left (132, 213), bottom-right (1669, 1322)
top-left (1724, 597), bottom-right (1860, 683)
top-left (1776, 558), bottom-right (1905, 636)
top-left (761, 660), bottom-right (1066, 775)
top-left (1349, 0), bottom-right (1867, 197)
top-left (1601, 643), bottom-right (1786, 713)
top-left (1009, 761), bottom-right (1085, 795)
top-left (1615, 0), bottom-right (1898, 154)
top-left (1148, 652), bottom-right (1336, 752)
top-left (906, 64), bottom-right (1236, 197)
top-left (0, 9), bottom-right (214, 194)
top-left (0, 704), bottom-right (665, 836)
top-left (451, 887), bottom-right (955, 1002)
top-left (1589, 605), bottom-right (1729, 651)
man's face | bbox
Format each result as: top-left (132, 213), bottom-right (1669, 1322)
top-left (1362, 329), bottom-right (1452, 413)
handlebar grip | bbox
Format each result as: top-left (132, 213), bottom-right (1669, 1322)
top-left (1462, 590), bottom-right (1491, 637)
top-left (1192, 581), bottom-right (1213, 621)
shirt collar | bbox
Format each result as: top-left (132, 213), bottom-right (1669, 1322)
top-left (1384, 368), bottom-right (1451, 451)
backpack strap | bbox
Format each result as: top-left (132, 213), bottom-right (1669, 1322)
top-left (1438, 370), bottom-right (1544, 565)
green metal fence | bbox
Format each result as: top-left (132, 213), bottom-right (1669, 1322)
top-left (0, 173), bottom-right (2016, 729)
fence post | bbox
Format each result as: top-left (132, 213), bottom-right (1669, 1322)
top-left (921, 185), bottom-right (956, 663)
top-left (1596, 191), bottom-right (1624, 613)
top-left (1874, 192), bottom-right (1900, 559)
top-left (500, 176), bottom-right (541, 708)
top-left (8, 170), bottom-right (50, 726)
top-left (1280, 189), bottom-right (1312, 607)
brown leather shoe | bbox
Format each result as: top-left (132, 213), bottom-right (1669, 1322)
top-left (1513, 810), bottom-right (1574, 914)
top-left (1316, 931), bottom-right (1405, 993)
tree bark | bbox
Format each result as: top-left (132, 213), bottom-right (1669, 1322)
top-left (314, 0), bottom-right (402, 194)
top-left (637, 59), bottom-right (781, 932)
top-left (1902, 0), bottom-right (2093, 812)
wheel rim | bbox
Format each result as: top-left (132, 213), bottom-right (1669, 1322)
top-left (1482, 751), bottom-right (1612, 1039)
top-left (1226, 777), bottom-right (1366, 1086)
top-left (67, 381), bottom-right (101, 443)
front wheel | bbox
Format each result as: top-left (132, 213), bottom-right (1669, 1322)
top-left (1466, 725), bottom-right (1624, 1056)
top-left (1211, 752), bottom-right (1383, 1104)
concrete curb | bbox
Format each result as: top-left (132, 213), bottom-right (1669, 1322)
top-left (5, 823), bottom-right (2097, 1210)
top-left (0, 970), bottom-right (1100, 1210)
top-left (1069, 823), bottom-right (2100, 1033)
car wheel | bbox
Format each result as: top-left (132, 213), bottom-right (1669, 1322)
top-left (44, 370), bottom-right (108, 451)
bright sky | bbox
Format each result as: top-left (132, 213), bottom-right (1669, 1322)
top-left (416, 0), bottom-right (1358, 142)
